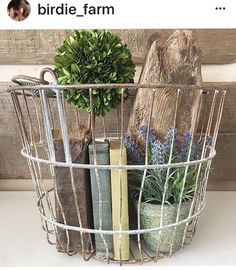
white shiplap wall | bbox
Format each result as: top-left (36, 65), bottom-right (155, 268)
top-left (0, 64), bottom-right (236, 82)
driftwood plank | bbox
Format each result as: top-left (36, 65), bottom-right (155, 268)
top-left (1, 30), bottom-right (236, 65)
top-left (128, 30), bottom-right (203, 140)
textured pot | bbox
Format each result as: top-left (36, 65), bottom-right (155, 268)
top-left (134, 200), bottom-right (191, 254)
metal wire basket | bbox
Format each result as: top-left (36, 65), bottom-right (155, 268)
top-left (8, 69), bottom-right (226, 265)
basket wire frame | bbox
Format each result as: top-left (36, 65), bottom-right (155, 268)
top-left (8, 71), bottom-right (226, 265)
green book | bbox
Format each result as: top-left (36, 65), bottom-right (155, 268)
top-left (89, 141), bottom-right (113, 258)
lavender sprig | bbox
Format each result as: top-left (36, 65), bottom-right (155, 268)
top-left (191, 135), bottom-right (213, 160)
top-left (123, 135), bottom-right (145, 165)
top-left (151, 140), bottom-right (165, 165)
top-left (163, 127), bottom-right (179, 157)
top-left (181, 131), bottom-right (192, 162)
top-left (125, 125), bottom-right (210, 165)
top-left (139, 125), bottom-right (156, 145)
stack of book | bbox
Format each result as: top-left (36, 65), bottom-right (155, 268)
top-left (89, 139), bottom-right (130, 260)
top-left (54, 133), bottom-right (130, 260)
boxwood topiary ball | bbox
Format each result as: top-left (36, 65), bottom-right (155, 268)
top-left (54, 30), bottom-right (136, 117)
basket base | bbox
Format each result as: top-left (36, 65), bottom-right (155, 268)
top-left (75, 236), bottom-right (193, 264)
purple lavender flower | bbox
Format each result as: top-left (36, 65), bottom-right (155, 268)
top-left (125, 126), bottom-right (211, 165)
top-left (181, 131), bottom-right (192, 162)
top-left (139, 125), bottom-right (148, 142)
top-left (123, 135), bottom-right (145, 165)
top-left (139, 125), bottom-right (156, 144)
top-left (191, 139), bottom-right (203, 160)
top-left (163, 127), bottom-right (179, 157)
top-left (151, 140), bottom-right (165, 164)
top-left (190, 135), bottom-right (213, 160)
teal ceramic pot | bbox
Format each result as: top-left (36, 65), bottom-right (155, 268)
top-left (134, 200), bottom-right (191, 254)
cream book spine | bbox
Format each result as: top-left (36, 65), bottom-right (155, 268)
top-left (109, 140), bottom-right (129, 261)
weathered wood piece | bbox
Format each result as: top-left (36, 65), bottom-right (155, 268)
top-left (53, 127), bottom-right (93, 254)
top-left (1, 30), bottom-right (236, 65)
top-left (128, 30), bottom-right (203, 140)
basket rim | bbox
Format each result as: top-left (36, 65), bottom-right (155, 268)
top-left (7, 82), bottom-right (227, 93)
top-left (21, 146), bottom-right (216, 170)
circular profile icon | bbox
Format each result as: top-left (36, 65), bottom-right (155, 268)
top-left (7, 0), bottom-right (31, 21)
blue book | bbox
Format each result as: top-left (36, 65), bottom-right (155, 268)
top-left (89, 141), bottom-right (113, 258)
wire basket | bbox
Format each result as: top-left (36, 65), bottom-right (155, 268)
top-left (8, 69), bottom-right (226, 265)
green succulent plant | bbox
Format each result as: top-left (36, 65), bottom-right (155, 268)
top-left (54, 29), bottom-right (135, 117)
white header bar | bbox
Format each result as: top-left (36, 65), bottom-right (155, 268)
top-left (0, 0), bottom-right (235, 29)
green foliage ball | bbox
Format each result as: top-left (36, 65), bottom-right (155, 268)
top-left (54, 30), bottom-right (136, 117)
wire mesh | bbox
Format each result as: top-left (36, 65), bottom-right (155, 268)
top-left (8, 71), bottom-right (226, 264)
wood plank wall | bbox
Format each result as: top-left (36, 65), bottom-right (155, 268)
top-left (0, 29), bottom-right (236, 191)
top-left (1, 30), bottom-right (236, 65)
